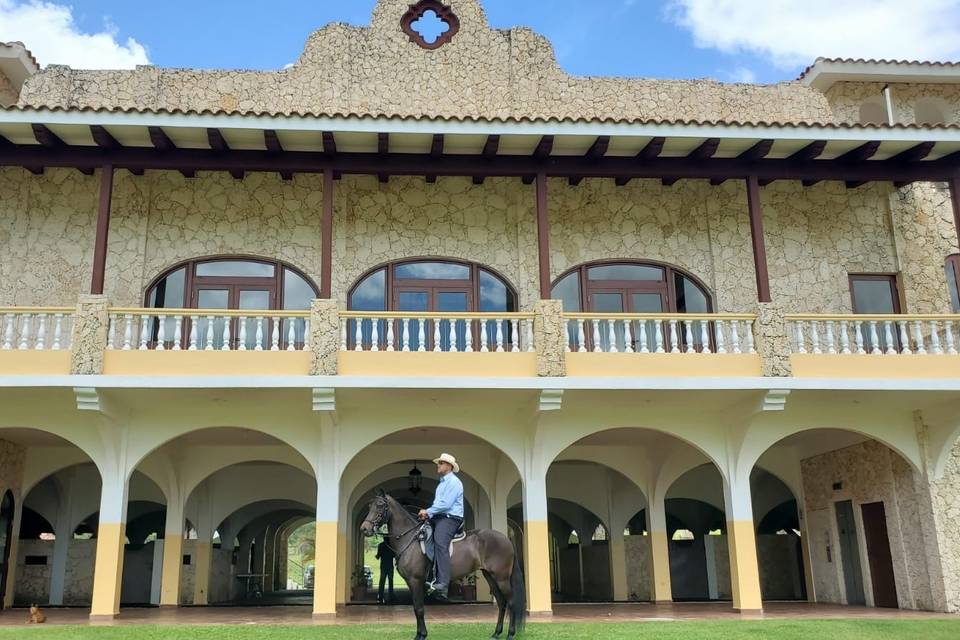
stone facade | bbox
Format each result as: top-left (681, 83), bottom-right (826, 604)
top-left (0, 72), bottom-right (17, 107)
top-left (17, 0), bottom-right (832, 126)
top-left (824, 82), bottom-right (960, 126)
top-left (928, 439), bottom-right (960, 612)
top-left (624, 535), bottom-right (651, 601)
top-left (801, 440), bottom-right (943, 611)
top-left (70, 295), bottom-right (109, 375)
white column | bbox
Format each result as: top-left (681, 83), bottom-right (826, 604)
top-left (521, 465), bottom-right (552, 616)
top-left (159, 495), bottom-right (185, 607)
top-left (723, 470), bottom-right (763, 613)
top-left (89, 472), bottom-right (130, 620)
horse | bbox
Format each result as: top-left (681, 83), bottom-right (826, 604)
top-left (360, 490), bottom-right (526, 640)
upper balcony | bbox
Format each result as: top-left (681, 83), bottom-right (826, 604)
top-left (5, 303), bottom-right (960, 382)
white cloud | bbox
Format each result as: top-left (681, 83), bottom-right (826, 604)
top-left (726, 66), bottom-right (756, 83)
top-left (0, 0), bottom-right (149, 69)
top-left (667, 0), bottom-right (960, 69)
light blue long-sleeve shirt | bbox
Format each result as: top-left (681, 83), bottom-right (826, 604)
top-left (427, 472), bottom-right (464, 518)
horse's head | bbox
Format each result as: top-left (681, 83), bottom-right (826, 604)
top-left (360, 490), bottom-right (390, 537)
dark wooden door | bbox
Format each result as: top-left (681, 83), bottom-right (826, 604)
top-left (861, 502), bottom-right (899, 608)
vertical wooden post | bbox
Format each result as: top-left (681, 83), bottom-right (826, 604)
top-left (320, 168), bottom-right (334, 299)
top-left (90, 164), bottom-right (114, 295)
top-left (536, 172), bottom-right (552, 299)
top-left (746, 175), bottom-right (772, 303)
top-left (950, 173), bottom-right (960, 254)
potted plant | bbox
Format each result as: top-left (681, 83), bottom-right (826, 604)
top-left (351, 566), bottom-right (368, 602)
top-left (460, 573), bottom-right (477, 601)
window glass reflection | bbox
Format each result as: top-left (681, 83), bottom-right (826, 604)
top-left (196, 261), bottom-right (275, 277)
top-left (148, 267), bottom-right (186, 308)
top-left (395, 262), bottom-right (470, 280)
top-left (350, 269), bottom-right (387, 311)
top-left (588, 264), bottom-right (663, 281)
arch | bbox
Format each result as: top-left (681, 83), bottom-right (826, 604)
top-left (347, 256), bottom-right (519, 313)
top-left (143, 254), bottom-right (320, 309)
top-left (0, 427), bottom-right (105, 488)
top-left (914, 97), bottom-right (950, 126)
top-left (550, 259), bottom-right (714, 314)
top-left (126, 425), bottom-right (318, 487)
top-left (0, 491), bottom-right (14, 608)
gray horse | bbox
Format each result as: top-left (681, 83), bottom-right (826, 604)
top-left (360, 490), bottom-right (526, 640)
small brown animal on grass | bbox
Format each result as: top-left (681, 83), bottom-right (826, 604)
top-left (28, 604), bottom-right (46, 624)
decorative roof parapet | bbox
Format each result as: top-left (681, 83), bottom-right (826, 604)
top-left (16, 0), bottom-right (835, 126)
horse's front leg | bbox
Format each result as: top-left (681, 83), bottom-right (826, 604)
top-left (409, 578), bottom-right (429, 640)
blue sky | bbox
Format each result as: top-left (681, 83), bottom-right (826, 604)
top-left (2, 0), bottom-right (960, 83)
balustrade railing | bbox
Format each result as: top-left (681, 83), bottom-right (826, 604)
top-left (562, 313), bottom-right (757, 355)
top-left (788, 314), bottom-right (960, 356)
top-left (339, 312), bottom-right (536, 353)
top-left (106, 308), bottom-right (310, 352)
top-left (0, 308), bottom-right (74, 351)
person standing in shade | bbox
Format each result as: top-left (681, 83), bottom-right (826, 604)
top-left (418, 453), bottom-right (464, 602)
top-left (375, 539), bottom-right (396, 604)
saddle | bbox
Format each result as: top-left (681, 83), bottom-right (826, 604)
top-left (419, 521), bottom-right (468, 562)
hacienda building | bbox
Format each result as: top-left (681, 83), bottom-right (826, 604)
top-left (1, 0), bottom-right (960, 621)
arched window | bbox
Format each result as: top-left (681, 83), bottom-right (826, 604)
top-left (145, 257), bottom-right (318, 350)
top-left (551, 261), bottom-right (712, 315)
top-left (348, 259), bottom-right (517, 351)
top-left (553, 261), bottom-right (712, 352)
top-left (145, 256), bottom-right (318, 311)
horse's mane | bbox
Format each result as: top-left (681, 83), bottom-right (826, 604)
top-left (382, 491), bottom-right (419, 526)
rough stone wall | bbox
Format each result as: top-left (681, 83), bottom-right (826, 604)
top-left (928, 438), bottom-right (960, 612)
top-left (1, 170), bottom-right (936, 324)
top-left (12, 540), bottom-right (49, 605)
top-left (824, 82), bottom-right (960, 126)
top-left (179, 539), bottom-right (197, 605)
top-left (0, 440), bottom-right (25, 500)
top-left (758, 535), bottom-right (804, 600)
top-left (63, 539), bottom-right (95, 605)
top-left (623, 535), bottom-right (651, 601)
top-left (801, 440), bottom-right (941, 611)
top-left (18, 0), bottom-right (833, 125)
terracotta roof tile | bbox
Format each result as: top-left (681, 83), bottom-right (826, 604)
top-left (0, 41), bottom-right (40, 72)
top-left (2, 103), bottom-right (960, 130)
top-left (798, 57), bottom-right (960, 80)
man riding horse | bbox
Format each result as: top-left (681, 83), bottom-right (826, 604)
top-left (417, 452), bottom-right (464, 602)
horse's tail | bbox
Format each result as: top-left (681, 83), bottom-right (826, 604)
top-left (510, 552), bottom-right (527, 633)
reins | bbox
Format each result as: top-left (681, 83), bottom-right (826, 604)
top-left (370, 496), bottom-right (428, 559)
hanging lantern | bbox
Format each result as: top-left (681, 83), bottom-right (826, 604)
top-left (408, 461), bottom-right (423, 495)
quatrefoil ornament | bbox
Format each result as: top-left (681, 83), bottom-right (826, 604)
top-left (401, 0), bottom-right (460, 50)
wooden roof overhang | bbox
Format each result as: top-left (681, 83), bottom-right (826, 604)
top-left (1, 109), bottom-right (960, 186)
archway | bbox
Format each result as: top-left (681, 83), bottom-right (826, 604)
top-left (749, 427), bottom-right (930, 610)
top-left (129, 426), bottom-right (317, 607)
top-left (341, 426), bottom-right (520, 606)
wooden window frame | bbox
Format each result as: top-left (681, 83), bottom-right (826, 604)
top-left (946, 255), bottom-right (960, 312)
top-left (848, 273), bottom-right (903, 315)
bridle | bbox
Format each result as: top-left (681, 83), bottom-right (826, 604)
top-left (364, 494), bottom-right (428, 558)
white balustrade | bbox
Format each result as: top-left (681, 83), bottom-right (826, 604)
top-left (0, 310), bottom-right (73, 351)
top-left (789, 316), bottom-right (960, 356)
top-left (340, 314), bottom-right (536, 353)
top-left (105, 310), bottom-right (309, 352)
top-left (563, 314), bottom-right (756, 355)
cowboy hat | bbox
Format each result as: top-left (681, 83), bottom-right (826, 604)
top-left (432, 453), bottom-right (460, 473)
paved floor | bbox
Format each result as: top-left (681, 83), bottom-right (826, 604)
top-left (0, 602), bottom-right (952, 626)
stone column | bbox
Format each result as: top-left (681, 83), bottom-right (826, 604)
top-left (724, 472), bottom-right (763, 613)
top-left (70, 295), bottom-right (109, 375)
top-left (522, 469), bottom-right (553, 616)
top-left (754, 301), bottom-right (791, 377)
top-left (647, 501), bottom-right (673, 604)
top-left (534, 299), bottom-right (566, 377)
top-left (309, 299), bottom-right (340, 376)
top-left (89, 474), bottom-right (129, 620)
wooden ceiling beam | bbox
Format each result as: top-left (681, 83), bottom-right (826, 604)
top-left (889, 141), bottom-right (935, 164)
top-left (32, 124), bottom-right (65, 148)
top-left (426, 134), bottom-right (444, 184)
top-left (322, 131), bottom-right (337, 155)
top-left (207, 128), bottom-right (243, 179)
top-left (836, 141), bottom-right (881, 163)
top-left (263, 130), bottom-right (293, 181)
top-left (533, 135), bottom-right (554, 160)
top-left (570, 136), bottom-right (611, 185)
top-left (90, 125), bottom-right (121, 150)
top-left (378, 133), bottom-right (390, 183)
top-left (148, 126), bottom-right (176, 151)
top-left (617, 137), bottom-right (666, 185)
top-left (687, 138), bottom-right (720, 161)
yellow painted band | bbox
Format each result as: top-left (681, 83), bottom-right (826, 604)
top-left (102, 351), bottom-right (311, 376)
top-left (159, 535), bottom-right (183, 607)
top-left (566, 352), bottom-right (762, 377)
top-left (313, 522), bottom-right (339, 616)
top-left (727, 520), bottom-right (762, 612)
top-left (791, 353), bottom-right (960, 379)
top-left (0, 350), bottom-right (71, 375)
top-left (523, 520), bottom-right (553, 615)
top-left (649, 530), bottom-right (673, 603)
top-left (90, 522), bottom-right (125, 618)
top-left (338, 351), bottom-right (537, 377)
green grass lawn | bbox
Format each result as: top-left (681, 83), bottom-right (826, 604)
top-left (2, 620), bottom-right (959, 640)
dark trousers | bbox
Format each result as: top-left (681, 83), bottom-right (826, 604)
top-left (378, 567), bottom-right (394, 602)
top-left (431, 515), bottom-right (462, 589)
